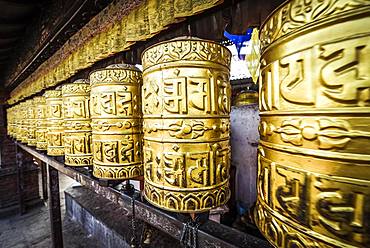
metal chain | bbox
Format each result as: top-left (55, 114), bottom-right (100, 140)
top-left (130, 192), bottom-right (138, 248)
top-left (180, 217), bottom-right (200, 248)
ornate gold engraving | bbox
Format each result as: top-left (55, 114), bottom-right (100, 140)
top-left (8, 0), bottom-right (223, 105)
top-left (255, 1), bottom-right (370, 247)
top-left (45, 88), bottom-right (64, 156)
top-left (142, 38), bottom-right (232, 213)
top-left (90, 64), bottom-right (143, 180)
top-left (62, 79), bottom-right (92, 166)
top-left (34, 96), bottom-right (48, 150)
top-left (27, 99), bottom-right (37, 146)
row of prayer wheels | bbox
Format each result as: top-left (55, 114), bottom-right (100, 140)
top-left (6, 38), bottom-right (232, 213)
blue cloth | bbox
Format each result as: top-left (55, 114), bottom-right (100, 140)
top-left (224, 28), bottom-right (253, 59)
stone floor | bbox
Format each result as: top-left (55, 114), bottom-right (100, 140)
top-left (0, 173), bottom-right (104, 248)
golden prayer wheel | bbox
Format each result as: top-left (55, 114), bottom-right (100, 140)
top-left (255, 1), bottom-right (370, 247)
top-left (35, 96), bottom-right (48, 150)
top-left (142, 38), bottom-right (232, 213)
top-left (17, 102), bottom-right (23, 141)
top-left (14, 104), bottom-right (21, 140)
top-left (233, 91), bottom-right (258, 107)
top-left (20, 101), bottom-right (28, 143)
top-left (27, 99), bottom-right (37, 146)
top-left (90, 64), bottom-right (143, 180)
top-left (6, 107), bottom-right (13, 137)
top-left (45, 88), bottom-right (64, 156)
top-left (62, 79), bottom-right (93, 166)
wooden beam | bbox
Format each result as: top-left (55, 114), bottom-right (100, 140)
top-left (48, 164), bottom-right (64, 248)
top-left (16, 142), bottom-right (271, 248)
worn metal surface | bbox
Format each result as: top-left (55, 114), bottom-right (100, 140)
top-left (48, 165), bottom-right (64, 248)
top-left (17, 142), bottom-right (271, 248)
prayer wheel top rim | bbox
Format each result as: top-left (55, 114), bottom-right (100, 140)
top-left (89, 63), bottom-right (142, 85)
top-left (44, 88), bottom-right (62, 98)
top-left (141, 36), bottom-right (231, 70)
top-left (259, 0), bottom-right (370, 52)
top-left (89, 63), bottom-right (141, 75)
top-left (33, 96), bottom-right (46, 103)
top-left (62, 78), bottom-right (90, 95)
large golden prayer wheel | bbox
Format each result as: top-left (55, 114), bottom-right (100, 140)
top-left (45, 88), bottom-right (64, 156)
top-left (62, 79), bottom-right (93, 166)
top-left (90, 64), bottom-right (143, 180)
top-left (255, 1), bottom-right (370, 247)
top-left (35, 96), bottom-right (47, 150)
top-left (27, 99), bottom-right (37, 146)
top-left (142, 38), bottom-right (232, 213)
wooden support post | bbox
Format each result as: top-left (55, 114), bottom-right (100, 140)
top-left (41, 161), bottom-right (48, 201)
top-left (48, 164), bottom-right (64, 248)
top-left (15, 144), bottom-right (26, 215)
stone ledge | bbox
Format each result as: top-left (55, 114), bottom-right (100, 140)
top-left (65, 186), bottom-right (178, 248)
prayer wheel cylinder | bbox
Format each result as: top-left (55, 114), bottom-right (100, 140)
top-left (8, 106), bottom-right (15, 138)
top-left (35, 96), bottom-right (48, 150)
top-left (14, 104), bottom-right (21, 140)
top-left (45, 88), bottom-right (64, 156)
top-left (142, 38), bottom-right (232, 213)
top-left (90, 64), bottom-right (143, 180)
top-left (255, 2), bottom-right (370, 247)
top-left (27, 99), bottom-right (37, 146)
top-left (6, 107), bottom-right (11, 137)
top-left (62, 79), bottom-right (93, 166)
top-left (19, 102), bottom-right (28, 142)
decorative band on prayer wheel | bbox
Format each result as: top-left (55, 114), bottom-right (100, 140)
top-left (255, 2), bottom-right (370, 247)
top-left (142, 38), bottom-right (232, 213)
top-left (90, 64), bottom-right (143, 180)
top-left (35, 96), bottom-right (48, 150)
top-left (45, 88), bottom-right (64, 156)
top-left (62, 79), bottom-right (92, 166)
top-left (27, 99), bottom-right (37, 146)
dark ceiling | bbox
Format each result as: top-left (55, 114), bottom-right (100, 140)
top-left (0, 1), bottom-right (39, 78)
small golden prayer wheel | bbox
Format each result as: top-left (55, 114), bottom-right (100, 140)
top-left (142, 38), bottom-right (232, 213)
top-left (27, 99), bottom-right (37, 146)
top-left (62, 79), bottom-right (93, 166)
top-left (34, 96), bottom-right (48, 150)
top-left (90, 64), bottom-right (143, 180)
top-left (7, 106), bottom-right (13, 138)
top-left (22, 101), bottom-right (30, 143)
top-left (20, 101), bottom-right (29, 143)
top-left (255, 1), bottom-right (370, 247)
top-left (45, 88), bottom-right (64, 156)
top-left (6, 107), bottom-right (12, 137)
top-left (14, 104), bottom-right (21, 140)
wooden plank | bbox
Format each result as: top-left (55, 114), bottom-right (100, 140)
top-left (16, 142), bottom-right (270, 248)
